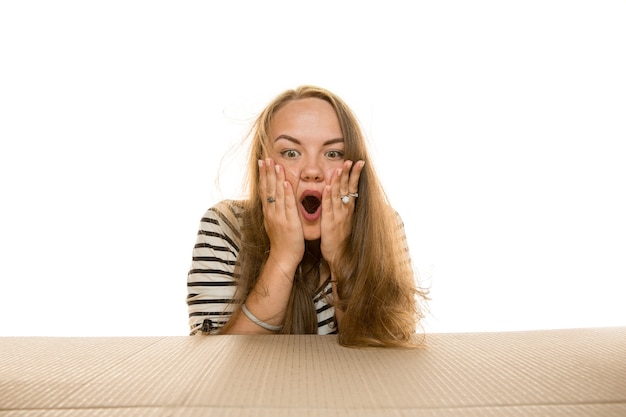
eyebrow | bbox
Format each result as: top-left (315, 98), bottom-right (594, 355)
top-left (274, 134), bottom-right (344, 146)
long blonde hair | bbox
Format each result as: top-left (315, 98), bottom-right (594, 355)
top-left (220, 86), bottom-right (428, 347)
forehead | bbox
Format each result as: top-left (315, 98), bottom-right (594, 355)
top-left (270, 98), bottom-right (342, 142)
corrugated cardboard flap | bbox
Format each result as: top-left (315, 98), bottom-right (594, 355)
top-left (1, 327), bottom-right (625, 416)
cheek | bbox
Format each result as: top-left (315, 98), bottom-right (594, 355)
top-left (283, 168), bottom-right (300, 188)
top-left (283, 166), bottom-right (299, 181)
top-left (324, 168), bottom-right (336, 184)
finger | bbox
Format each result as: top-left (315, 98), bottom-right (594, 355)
top-left (340, 160), bottom-right (353, 196)
top-left (331, 166), bottom-right (344, 210)
top-left (274, 163), bottom-right (285, 203)
top-left (258, 159), bottom-right (268, 206)
top-left (321, 183), bottom-right (334, 222)
top-left (274, 165), bottom-right (299, 222)
top-left (273, 164), bottom-right (289, 220)
top-left (348, 160), bottom-right (365, 194)
top-left (283, 180), bottom-right (298, 222)
top-left (264, 158), bottom-right (277, 207)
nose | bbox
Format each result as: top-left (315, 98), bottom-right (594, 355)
top-left (300, 156), bottom-right (324, 182)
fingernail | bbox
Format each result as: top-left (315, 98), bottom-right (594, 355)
top-left (258, 159), bottom-right (263, 168)
top-left (275, 165), bottom-right (280, 174)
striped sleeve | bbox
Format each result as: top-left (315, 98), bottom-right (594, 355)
top-left (186, 200), bottom-right (243, 335)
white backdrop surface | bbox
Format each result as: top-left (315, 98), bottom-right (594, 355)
top-left (1, 1), bottom-right (625, 336)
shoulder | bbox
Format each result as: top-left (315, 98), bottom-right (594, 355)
top-left (392, 208), bottom-right (405, 228)
top-left (196, 200), bottom-right (246, 253)
top-left (380, 204), bottom-right (404, 228)
top-left (197, 200), bottom-right (248, 245)
top-left (204, 199), bottom-right (247, 224)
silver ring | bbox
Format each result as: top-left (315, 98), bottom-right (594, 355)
top-left (267, 197), bottom-right (276, 203)
top-left (340, 192), bottom-right (359, 204)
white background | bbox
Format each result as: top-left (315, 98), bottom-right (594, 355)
top-left (1, 1), bottom-right (625, 336)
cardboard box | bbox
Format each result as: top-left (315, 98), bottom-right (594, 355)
top-left (1, 327), bottom-right (625, 416)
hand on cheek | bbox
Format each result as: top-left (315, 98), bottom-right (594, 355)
top-left (320, 160), bottom-right (365, 267)
top-left (259, 158), bottom-right (305, 268)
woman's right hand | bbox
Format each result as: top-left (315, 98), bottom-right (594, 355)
top-left (259, 158), bottom-right (305, 272)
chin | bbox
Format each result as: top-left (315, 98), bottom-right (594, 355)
top-left (302, 226), bottom-right (321, 241)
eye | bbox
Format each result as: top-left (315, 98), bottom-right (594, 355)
top-left (281, 149), bottom-right (300, 159)
top-left (325, 150), bottom-right (344, 160)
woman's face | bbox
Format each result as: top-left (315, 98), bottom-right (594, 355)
top-left (267, 98), bottom-right (345, 240)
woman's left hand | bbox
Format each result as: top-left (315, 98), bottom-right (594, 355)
top-left (320, 160), bottom-right (365, 267)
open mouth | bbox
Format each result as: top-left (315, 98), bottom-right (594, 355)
top-left (302, 195), bottom-right (321, 214)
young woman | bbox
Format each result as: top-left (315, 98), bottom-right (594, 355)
top-left (187, 86), bottom-right (428, 347)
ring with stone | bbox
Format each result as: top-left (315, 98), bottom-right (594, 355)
top-left (267, 197), bottom-right (276, 203)
top-left (340, 192), bottom-right (359, 204)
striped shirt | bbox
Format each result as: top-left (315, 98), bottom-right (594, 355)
top-left (186, 200), bottom-right (337, 335)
